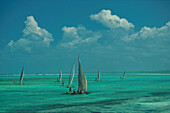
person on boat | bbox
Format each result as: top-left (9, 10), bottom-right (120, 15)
top-left (69, 87), bottom-right (72, 92)
top-left (79, 90), bottom-right (83, 94)
top-left (73, 89), bottom-right (76, 93)
top-left (62, 81), bottom-right (64, 86)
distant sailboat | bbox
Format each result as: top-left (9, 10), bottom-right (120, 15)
top-left (121, 71), bottom-right (126, 79)
top-left (97, 69), bottom-right (100, 81)
top-left (78, 57), bottom-right (87, 93)
top-left (123, 71), bottom-right (126, 79)
top-left (67, 64), bottom-right (75, 88)
top-left (18, 66), bottom-right (24, 85)
top-left (58, 69), bottom-right (62, 82)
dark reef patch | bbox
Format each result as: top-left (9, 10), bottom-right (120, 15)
top-left (150, 92), bottom-right (170, 96)
top-left (11, 98), bottom-right (132, 112)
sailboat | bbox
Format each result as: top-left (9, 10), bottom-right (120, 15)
top-left (67, 64), bottom-right (75, 88)
top-left (63, 57), bottom-right (90, 95)
top-left (18, 66), bottom-right (24, 85)
top-left (97, 69), bottom-right (100, 81)
top-left (121, 71), bottom-right (126, 79)
top-left (58, 69), bottom-right (62, 82)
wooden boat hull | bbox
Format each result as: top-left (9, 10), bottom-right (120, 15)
top-left (62, 92), bottom-right (91, 95)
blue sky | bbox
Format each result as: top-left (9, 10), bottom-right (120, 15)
top-left (0, 0), bottom-right (170, 74)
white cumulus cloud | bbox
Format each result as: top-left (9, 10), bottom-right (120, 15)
top-left (123, 21), bottom-right (170, 42)
top-left (90, 9), bottom-right (134, 30)
top-left (59, 25), bottom-right (102, 48)
top-left (8, 16), bottom-right (53, 52)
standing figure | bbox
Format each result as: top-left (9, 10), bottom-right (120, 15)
top-left (62, 81), bottom-right (64, 86)
top-left (69, 87), bottom-right (72, 92)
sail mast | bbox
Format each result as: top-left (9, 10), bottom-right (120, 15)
top-left (78, 57), bottom-right (87, 92)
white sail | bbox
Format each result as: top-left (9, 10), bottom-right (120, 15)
top-left (78, 57), bottom-right (87, 92)
top-left (19, 67), bottom-right (24, 84)
top-left (67, 64), bottom-right (75, 88)
top-left (98, 69), bottom-right (100, 81)
top-left (59, 69), bottom-right (62, 82)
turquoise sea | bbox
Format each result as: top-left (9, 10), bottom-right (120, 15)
top-left (0, 73), bottom-right (170, 112)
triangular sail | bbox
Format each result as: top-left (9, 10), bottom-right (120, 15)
top-left (98, 69), bottom-right (100, 81)
top-left (67, 64), bottom-right (75, 88)
top-left (59, 69), bottom-right (62, 82)
top-left (78, 57), bottom-right (87, 92)
top-left (19, 67), bottom-right (24, 84)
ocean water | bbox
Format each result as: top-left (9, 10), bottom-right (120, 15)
top-left (0, 73), bottom-right (170, 112)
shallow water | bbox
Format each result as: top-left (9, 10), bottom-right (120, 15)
top-left (0, 74), bottom-right (170, 112)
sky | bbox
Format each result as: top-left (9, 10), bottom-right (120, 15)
top-left (0, 0), bottom-right (170, 74)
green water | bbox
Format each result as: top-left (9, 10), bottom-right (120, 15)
top-left (0, 74), bottom-right (170, 112)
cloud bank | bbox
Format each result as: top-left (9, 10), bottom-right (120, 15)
top-left (123, 21), bottom-right (170, 42)
top-left (6, 10), bottom-right (170, 54)
top-left (2, 9), bottom-right (170, 72)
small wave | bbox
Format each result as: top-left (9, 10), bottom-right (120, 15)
top-left (0, 73), bottom-right (70, 76)
top-left (0, 74), bottom-right (19, 76)
top-left (140, 101), bottom-right (170, 107)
